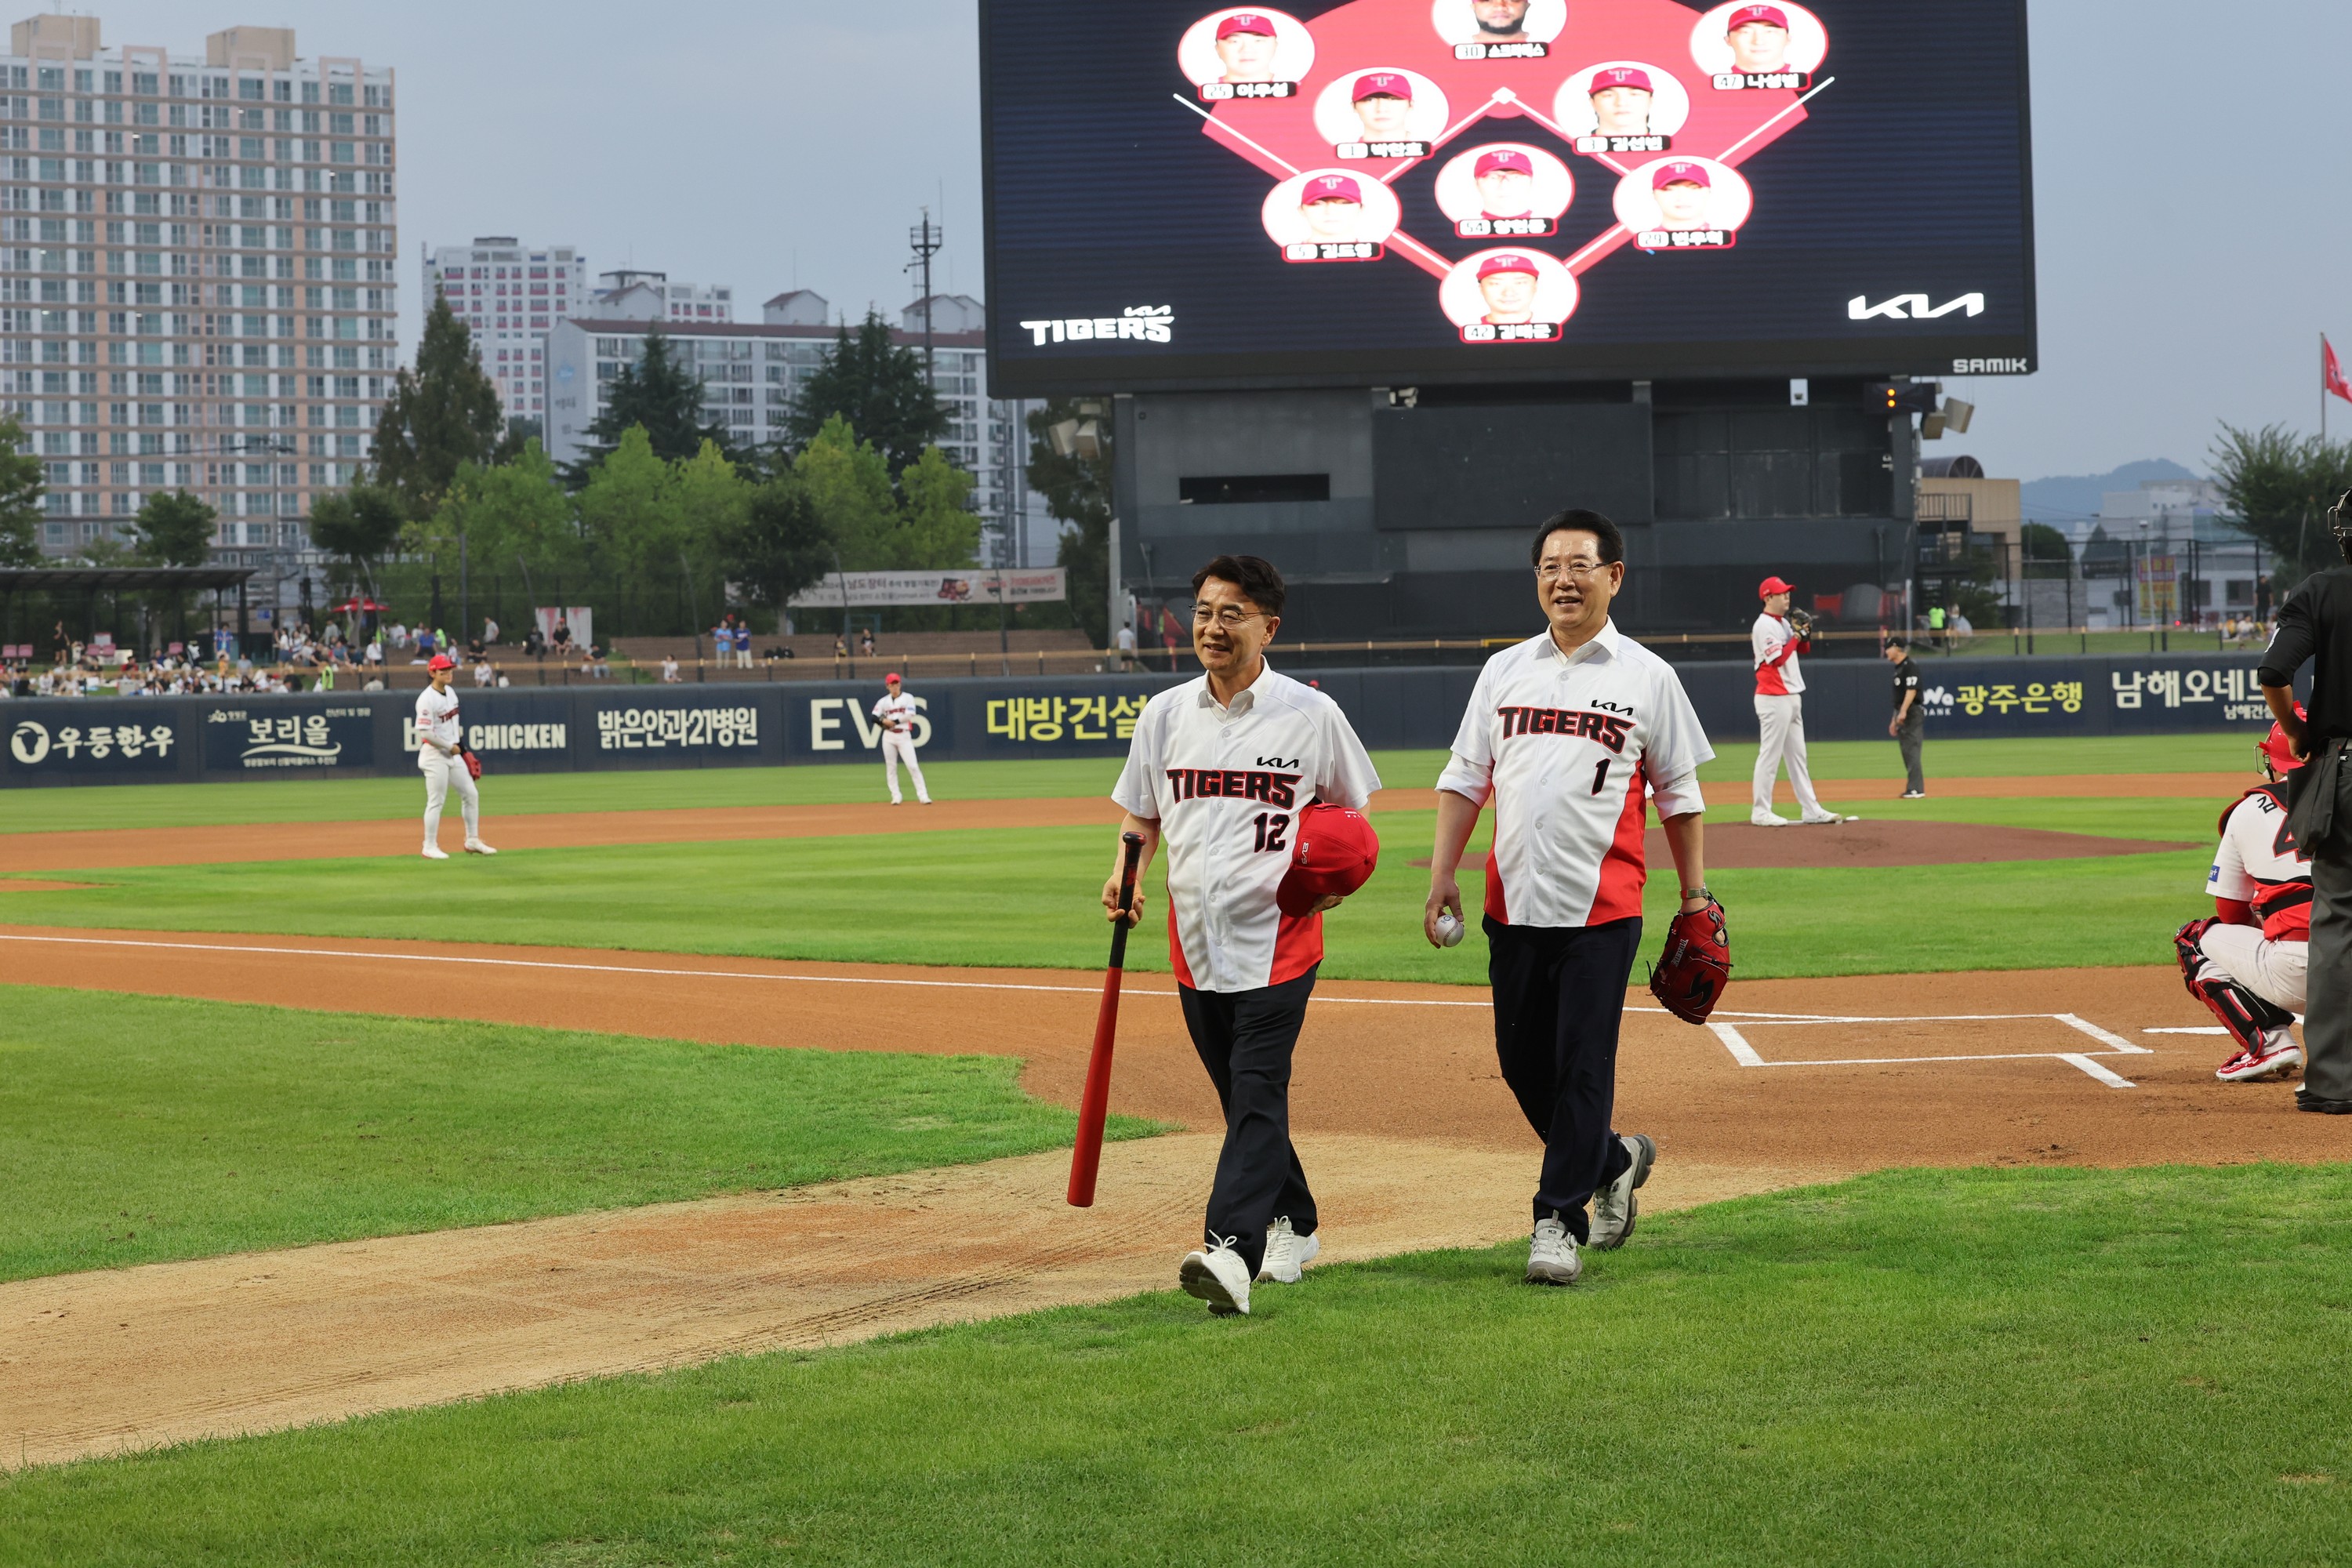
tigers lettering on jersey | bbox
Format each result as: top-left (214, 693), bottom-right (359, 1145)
top-left (1164, 766), bottom-right (1302, 808)
top-left (1496, 706), bottom-right (1634, 751)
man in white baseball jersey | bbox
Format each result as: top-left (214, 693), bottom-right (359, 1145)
top-left (1425, 510), bottom-right (1714, 1286)
top-left (2177, 714), bottom-right (2313, 1083)
top-left (1104, 554), bottom-right (1382, 1316)
top-left (416, 652), bottom-right (493, 859)
top-left (873, 672), bottom-right (931, 805)
top-left (1750, 575), bottom-right (1844, 827)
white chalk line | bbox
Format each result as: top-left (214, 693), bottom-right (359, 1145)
top-left (1710, 1008), bottom-right (2155, 1087)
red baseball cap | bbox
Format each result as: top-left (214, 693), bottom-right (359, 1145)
top-left (1216, 11), bottom-right (1277, 38)
top-left (1590, 66), bottom-right (1653, 93)
top-left (1353, 71), bottom-right (1410, 102)
top-left (1728, 4), bottom-right (1789, 30)
top-left (1759, 575), bottom-right (1795, 597)
top-left (2263, 703), bottom-right (2310, 775)
top-left (1276, 803), bottom-right (1381, 917)
top-left (1303, 173), bottom-right (1362, 203)
top-left (427, 653), bottom-right (456, 671)
top-left (1653, 160), bottom-right (1710, 188)
top-left (1474, 149), bottom-right (1534, 178)
top-left (884, 672), bottom-right (902, 684)
top-left (1477, 252), bottom-right (1539, 279)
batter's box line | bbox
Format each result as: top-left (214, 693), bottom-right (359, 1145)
top-left (1706, 1013), bottom-right (2148, 1090)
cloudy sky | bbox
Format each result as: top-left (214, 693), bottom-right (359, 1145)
top-left (68, 0), bottom-right (2352, 481)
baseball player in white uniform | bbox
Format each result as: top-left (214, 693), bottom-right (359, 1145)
top-left (415, 652), bottom-right (493, 859)
top-left (1750, 575), bottom-right (1846, 826)
top-left (2177, 714), bottom-right (2312, 1082)
top-left (1105, 554), bottom-right (1382, 1317)
top-left (873, 673), bottom-right (931, 805)
top-left (1425, 509), bottom-right (1715, 1287)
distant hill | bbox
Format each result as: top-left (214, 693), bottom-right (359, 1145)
top-left (2019, 458), bottom-right (2202, 523)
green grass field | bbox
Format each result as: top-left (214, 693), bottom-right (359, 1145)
top-left (0, 988), bottom-right (1152, 1283)
top-left (6, 1164), bottom-right (2347, 1566)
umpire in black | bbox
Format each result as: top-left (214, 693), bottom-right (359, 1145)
top-left (2259, 487), bottom-right (2352, 1113)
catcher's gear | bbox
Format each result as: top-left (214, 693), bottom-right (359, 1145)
top-left (2262, 703), bottom-right (2310, 778)
top-left (1650, 897), bottom-right (1731, 1024)
top-left (1786, 608), bottom-right (1816, 641)
top-left (459, 743), bottom-right (482, 781)
top-left (2175, 918), bottom-right (2293, 1054)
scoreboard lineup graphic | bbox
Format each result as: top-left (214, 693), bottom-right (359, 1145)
top-left (981, 0), bottom-right (2035, 392)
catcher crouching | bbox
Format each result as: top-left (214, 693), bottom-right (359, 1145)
top-left (1425, 508), bottom-right (1726, 1288)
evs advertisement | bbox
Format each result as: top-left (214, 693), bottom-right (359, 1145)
top-left (980, 0), bottom-right (2034, 392)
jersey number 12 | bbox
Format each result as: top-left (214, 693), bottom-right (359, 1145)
top-left (1251, 811), bottom-right (1291, 852)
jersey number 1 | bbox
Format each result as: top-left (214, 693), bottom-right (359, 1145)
top-left (1252, 812), bottom-right (1290, 852)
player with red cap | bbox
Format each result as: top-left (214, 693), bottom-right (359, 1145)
top-left (1212, 10), bottom-right (1279, 83)
top-left (873, 671), bottom-right (930, 805)
top-left (1298, 172), bottom-right (1364, 241)
top-left (1475, 252), bottom-right (1541, 324)
top-left (1103, 553), bottom-right (1381, 1316)
top-left (1588, 66), bottom-right (1657, 135)
top-left (1724, 3), bottom-right (1792, 73)
top-left (2176, 708), bottom-right (2314, 1082)
top-left (1472, 148), bottom-right (1537, 220)
top-left (1750, 574), bottom-right (1846, 826)
top-left (1651, 159), bottom-right (1713, 230)
top-left (1350, 71), bottom-right (1414, 139)
top-left (415, 651), bottom-right (493, 859)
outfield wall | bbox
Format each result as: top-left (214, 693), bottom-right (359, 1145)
top-left (0, 651), bottom-right (2288, 786)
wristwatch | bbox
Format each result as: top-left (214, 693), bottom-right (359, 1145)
top-left (1679, 885), bottom-right (1713, 902)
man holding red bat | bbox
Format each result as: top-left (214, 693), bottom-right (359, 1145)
top-left (1101, 554), bottom-right (1382, 1317)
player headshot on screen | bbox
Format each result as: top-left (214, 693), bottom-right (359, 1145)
top-left (1213, 11), bottom-right (1280, 81)
top-left (1475, 150), bottom-right (1537, 219)
top-left (1589, 67), bottom-right (1654, 134)
top-left (1477, 254), bottom-right (1540, 325)
top-left (1352, 72), bottom-right (1414, 137)
top-left (1651, 161), bottom-right (1711, 228)
top-left (1725, 4), bottom-right (1791, 72)
top-left (1472, 0), bottom-right (1530, 38)
top-left (1300, 173), bottom-right (1363, 240)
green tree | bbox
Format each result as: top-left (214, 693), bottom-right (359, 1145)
top-left (574, 425), bottom-right (676, 581)
top-left (794, 416), bottom-right (899, 568)
top-left (370, 294), bottom-right (503, 520)
top-left (894, 445), bottom-right (980, 569)
top-left (132, 489), bottom-right (217, 566)
top-left (1025, 398), bottom-right (1112, 644)
top-left (0, 412), bottom-right (45, 565)
top-left (784, 311), bottom-right (949, 477)
top-left (307, 481), bottom-right (408, 593)
top-left (573, 328), bottom-right (731, 479)
top-left (434, 440), bottom-right (578, 615)
top-left (2020, 521), bottom-right (2071, 580)
top-left (724, 477), bottom-right (835, 626)
top-left (2211, 423), bottom-right (2352, 591)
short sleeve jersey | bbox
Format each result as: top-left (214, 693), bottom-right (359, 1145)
top-left (1112, 662), bottom-right (1382, 993)
top-left (872, 691), bottom-right (920, 734)
top-left (1891, 656), bottom-right (1921, 713)
top-left (1752, 612), bottom-right (1804, 695)
top-left (2208, 785), bottom-right (2314, 941)
top-left (415, 685), bottom-right (461, 751)
top-left (1436, 622), bottom-right (1715, 928)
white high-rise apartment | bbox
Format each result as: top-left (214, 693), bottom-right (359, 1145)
top-left (0, 15), bottom-right (396, 561)
top-left (590, 268), bottom-right (730, 323)
top-left (423, 236), bottom-right (583, 424)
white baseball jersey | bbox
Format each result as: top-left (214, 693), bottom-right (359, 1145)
top-left (1112, 662), bottom-right (1381, 993)
top-left (1437, 622), bottom-right (1714, 927)
top-left (415, 685), bottom-right (462, 754)
top-left (1752, 612), bottom-right (1804, 695)
top-left (2208, 785), bottom-right (2313, 941)
top-left (872, 691), bottom-right (920, 735)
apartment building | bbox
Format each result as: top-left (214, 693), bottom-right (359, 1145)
top-left (422, 236), bottom-right (583, 424)
top-left (590, 267), bottom-right (730, 324)
top-left (0, 15), bottom-right (395, 562)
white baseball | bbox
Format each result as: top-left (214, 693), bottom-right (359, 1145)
top-left (1435, 911), bottom-right (1465, 948)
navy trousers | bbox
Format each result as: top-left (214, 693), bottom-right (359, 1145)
top-left (1485, 916), bottom-right (1642, 1240)
top-left (1178, 966), bottom-right (1319, 1276)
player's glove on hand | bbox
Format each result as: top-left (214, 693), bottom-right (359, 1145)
top-left (1649, 897), bottom-right (1731, 1024)
top-left (1787, 608), bottom-right (1815, 641)
top-left (460, 745), bottom-right (483, 781)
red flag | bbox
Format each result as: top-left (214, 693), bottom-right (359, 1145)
top-left (2328, 336), bottom-right (2352, 405)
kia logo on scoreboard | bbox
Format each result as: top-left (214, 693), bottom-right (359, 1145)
top-left (1848, 292), bottom-right (1986, 321)
top-left (1015, 306), bottom-right (1174, 347)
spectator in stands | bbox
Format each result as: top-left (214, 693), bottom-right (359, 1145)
top-left (662, 653), bottom-right (681, 683)
top-left (833, 634), bottom-right (848, 659)
top-left (591, 641), bottom-right (611, 680)
top-left (858, 627), bottom-right (877, 658)
top-left (473, 657), bottom-right (494, 688)
top-left (522, 626), bottom-right (546, 659)
top-left (483, 615), bottom-right (500, 646)
top-left (551, 618), bottom-right (572, 657)
top-left (1116, 619), bottom-right (1138, 672)
top-left (736, 617), bottom-right (754, 670)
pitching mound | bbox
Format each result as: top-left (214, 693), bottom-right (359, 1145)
top-left (1419, 820), bottom-right (2190, 873)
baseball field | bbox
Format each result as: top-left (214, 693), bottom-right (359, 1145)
top-left (3, 729), bottom-right (2349, 1564)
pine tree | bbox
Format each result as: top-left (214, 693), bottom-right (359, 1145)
top-left (571, 328), bottom-right (733, 481)
top-left (0, 412), bottom-right (44, 564)
top-left (132, 489), bottom-right (217, 566)
top-left (370, 294), bottom-right (503, 520)
top-left (784, 311), bottom-right (950, 477)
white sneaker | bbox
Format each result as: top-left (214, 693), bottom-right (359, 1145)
top-left (1750, 811), bottom-right (1791, 828)
top-left (463, 839), bottom-right (497, 855)
top-left (1179, 1241), bottom-right (1252, 1316)
top-left (1526, 1216), bottom-right (1581, 1286)
top-left (1899, 790), bottom-right (1926, 800)
top-left (1799, 810), bottom-right (1857, 825)
top-left (1256, 1217), bottom-right (1321, 1284)
top-left (1588, 1133), bottom-right (1656, 1250)
top-left (420, 844), bottom-right (449, 860)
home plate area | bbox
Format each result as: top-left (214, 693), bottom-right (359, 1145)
top-left (1700, 1010), bottom-right (2151, 1087)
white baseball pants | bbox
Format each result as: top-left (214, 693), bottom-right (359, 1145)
top-left (882, 731), bottom-right (929, 804)
top-left (2198, 924), bottom-right (2307, 1014)
top-left (1752, 694), bottom-right (1824, 817)
top-left (419, 747), bottom-right (480, 846)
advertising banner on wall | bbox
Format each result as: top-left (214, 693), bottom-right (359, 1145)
top-left (202, 704), bottom-right (378, 771)
top-left (585, 696), bottom-right (769, 758)
top-left (5, 713), bottom-right (183, 775)
top-left (788, 569), bottom-right (1068, 609)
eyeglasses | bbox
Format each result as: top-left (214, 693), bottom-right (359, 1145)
top-left (1192, 606), bottom-right (1263, 628)
top-left (1537, 560), bottom-right (1614, 581)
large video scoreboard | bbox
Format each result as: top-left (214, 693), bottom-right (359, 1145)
top-left (981, 0), bottom-right (2035, 394)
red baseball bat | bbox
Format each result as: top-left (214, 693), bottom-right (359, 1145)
top-left (1068, 830), bottom-right (1145, 1207)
